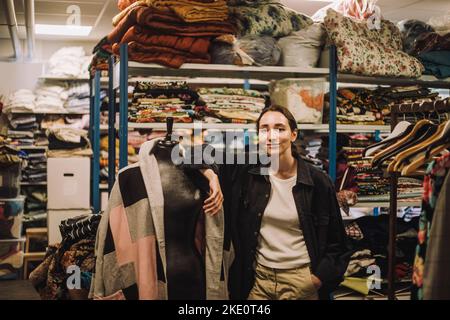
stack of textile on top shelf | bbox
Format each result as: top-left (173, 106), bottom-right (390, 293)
top-left (45, 47), bottom-right (91, 79)
top-left (210, 0), bottom-right (313, 66)
top-left (321, 8), bottom-right (424, 78)
top-left (323, 85), bottom-right (440, 125)
top-left (101, 0), bottom-right (235, 68)
top-left (30, 214), bottom-right (101, 300)
top-left (399, 18), bottom-right (450, 79)
top-left (129, 81), bottom-right (199, 123)
top-left (197, 87), bottom-right (267, 123)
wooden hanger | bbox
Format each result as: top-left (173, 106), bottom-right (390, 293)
top-left (389, 123), bottom-right (445, 172)
top-left (364, 121), bottom-right (413, 157)
top-left (393, 120), bottom-right (450, 172)
top-left (371, 119), bottom-right (432, 168)
top-left (401, 143), bottom-right (450, 176)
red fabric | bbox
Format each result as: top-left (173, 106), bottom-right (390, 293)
top-left (107, 6), bottom-right (235, 44)
top-left (112, 41), bottom-right (210, 68)
top-left (121, 26), bottom-right (211, 57)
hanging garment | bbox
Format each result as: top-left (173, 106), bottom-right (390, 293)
top-left (90, 138), bottom-right (233, 300)
top-left (422, 164), bottom-right (450, 299)
top-left (412, 153), bottom-right (450, 300)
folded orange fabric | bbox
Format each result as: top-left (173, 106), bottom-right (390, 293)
top-left (121, 26), bottom-right (211, 57)
top-left (108, 6), bottom-right (235, 43)
top-left (112, 41), bottom-right (211, 68)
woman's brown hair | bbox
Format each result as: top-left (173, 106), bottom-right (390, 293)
top-left (256, 105), bottom-right (299, 157)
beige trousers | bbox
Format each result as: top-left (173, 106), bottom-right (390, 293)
top-left (247, 263), bottom-right (319, 300)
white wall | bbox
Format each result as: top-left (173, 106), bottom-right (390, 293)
top-left (0, 38), bottom-right (96, 98)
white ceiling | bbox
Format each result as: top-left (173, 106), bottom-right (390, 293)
top-left (0, 0), bottom-right (449, 42)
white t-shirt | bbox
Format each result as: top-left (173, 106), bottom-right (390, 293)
top-left (256, 173), bottom-right (311, 269)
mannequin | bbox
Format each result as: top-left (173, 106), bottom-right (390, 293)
top-left (152, 118), bottom-right (207, 300)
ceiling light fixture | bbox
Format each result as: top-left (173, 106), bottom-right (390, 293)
top-left (35, 24), bottom-right (92, 36)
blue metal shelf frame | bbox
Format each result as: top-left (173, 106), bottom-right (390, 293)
top-left (119, 44), bottom-right (129, 170)
top-left (91, 71), bottom-right (101, 213)
top-left (108, 56), bottom-right (117, 193)
top-left (328, 45), bottom-right (338, 182)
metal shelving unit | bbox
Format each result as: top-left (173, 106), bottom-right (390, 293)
top-left (91, 44), bottom-right (450, 301)
top-left (125, 122), bottom-right (391, 133)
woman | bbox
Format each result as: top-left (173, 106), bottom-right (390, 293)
top-left (201, 105), bottom-right (351, 300)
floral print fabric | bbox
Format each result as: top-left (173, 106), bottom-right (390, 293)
top-left (411, 153), bottom-right (450, 299)
top-left (324, 9), bottom-right (424, 77)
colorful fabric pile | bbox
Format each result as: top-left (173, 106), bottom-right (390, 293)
top-left (129, 81), bottom-right (198, 123)
top-left (29, 215), bottom-right (101, 300)
top-left (197, 87), bottom-right (267, 123)
top-left (323, 86), bottom-right (439, 125)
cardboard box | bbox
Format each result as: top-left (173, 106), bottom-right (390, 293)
top-left (47, 158), bottom-right (90, 209)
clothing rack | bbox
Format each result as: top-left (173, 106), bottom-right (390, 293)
top-left (387, 100), bottom-right (450, 300)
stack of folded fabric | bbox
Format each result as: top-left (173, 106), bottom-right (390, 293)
top-left (102, 0), bottom-right (235, 68)
top-left (339, 134), bottom-right (388, 199)
top-left (6, 114), bottom-right (38, 147)
top-left (34, 85), bottom-right (68, 113)
top-left (47, 47), bottom-right (92, 78)
top-left (323, 86), bottom-right (439, 125)
top-left (197, 87), bottom-right (266, 123)
top-left (399, 19), bottom-right (450, 79)
top-left (129, 81), bottom-right (198, 123)
top-left (3, 90), bottom-right (36, 114)
top-left (20, 149), bottom-right (47, 184)
top-left (46, 128), bottom-right (92, 158)
top-left (228, 0), bottom-right (312, 38)
top-left (30, 214), bottom-right (101, 300)
top-left (65, 83), bottom-right (90, 114)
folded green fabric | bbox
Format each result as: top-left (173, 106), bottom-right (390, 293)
top-left (419, 50), bottom-right (450, 78)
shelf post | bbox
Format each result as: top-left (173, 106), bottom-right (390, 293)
top-left (108, 55), bottom-right (117, 193)
top-left (328, 45), bottom-right (338, 182)
top-left (119, 43), bottom-right (129, 169)
top-left (92, 71), bottom-right (101, 214)
top-left (388, 172), bottom-right (398, 300)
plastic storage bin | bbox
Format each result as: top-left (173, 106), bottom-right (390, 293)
top-left (0, 163), bottom-right (21, 199)
top-left (0, 196), bottom-right (25, 240)
top-left (269, 79), bottom-right (326, 124)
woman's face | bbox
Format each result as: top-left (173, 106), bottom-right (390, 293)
top-left (258, 111), bottom-right (297, 157)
